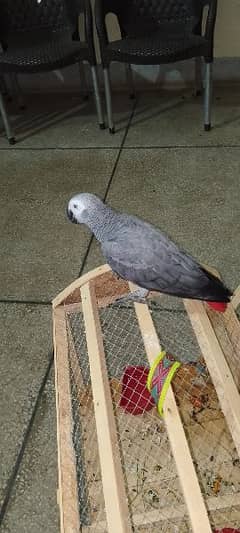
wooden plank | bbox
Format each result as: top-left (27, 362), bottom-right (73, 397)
top-left (53, 307), bottom-right (80, 533)
top-left (129, 285), bottom-right (212, 533)
top-left (185, 299), bottom-right (240, 458)
top-left (207, 303), bottom-right (240, 391)
top-left (87, 492), bottom-right (240, 530)
top-left (80, 282), bottom-right (132, 533)
top-left (231, 285), bottom-right (240, 310)
top-left (222, 303), bottom-right (240, 364)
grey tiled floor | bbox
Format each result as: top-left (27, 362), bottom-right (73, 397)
top-left (0, 87), bottom-right (239, 532)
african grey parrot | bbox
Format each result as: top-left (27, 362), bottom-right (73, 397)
top-left (67, 193), bottom-right (232, 312)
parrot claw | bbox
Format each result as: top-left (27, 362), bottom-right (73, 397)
top-left (112, 288), bottom-right (149, 306)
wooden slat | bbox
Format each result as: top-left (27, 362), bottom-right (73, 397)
top-left (53, 307), bottom-right (80, 533)
top-left (129, 286), bottom-right (212, 533)
top-left (207, 304), bottom-right (240, 391)
top-left (185, 299), bottom-right (240, 458)
top-left (231, 285), bottom-right (240, 310)
top-left (80, 281), bottom-right (132, 533)
top-left (222, 304), bottom-right (240, 370)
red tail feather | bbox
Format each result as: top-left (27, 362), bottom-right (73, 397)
top-left (207, 301), bottom-right (228, 312)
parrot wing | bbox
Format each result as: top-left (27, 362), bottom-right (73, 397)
top-left (101, 218), bottom-right (231, 302)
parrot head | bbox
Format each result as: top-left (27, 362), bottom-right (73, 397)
top-left (67, 193), bottom-right (103, 225)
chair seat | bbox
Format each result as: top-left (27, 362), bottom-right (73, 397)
top-left (106, 30), bottom-right (207, 65)
top-left (0, 31), bottom-right (91, 73)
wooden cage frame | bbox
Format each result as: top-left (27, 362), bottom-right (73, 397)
top-left (53, 264), bottom-right (240, 533)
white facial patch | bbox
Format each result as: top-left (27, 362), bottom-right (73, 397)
top-left (68, 197), bottom-right (87, 222)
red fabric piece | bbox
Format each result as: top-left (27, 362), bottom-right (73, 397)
top-left (213, 527), bottom-right (240, 533)
top-left (207, 301), bottom-right (228, 312)
top-left (119, 366), bottom-right (155, 415)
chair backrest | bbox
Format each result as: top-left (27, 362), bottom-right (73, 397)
top-left (130, 0), bottom-right (197, 22)
top-left (104, 0), bottom-right (205, 33)
top-left (0, 0), bottom-right (82, 37)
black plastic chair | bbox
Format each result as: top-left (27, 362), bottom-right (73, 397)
top-left (0, 0), bottom-right (105, 144)
top-left (95, 0), bottom-right (217, 133)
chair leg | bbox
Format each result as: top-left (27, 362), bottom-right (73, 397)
top-left (90, 66), bottom-right (105, 130)
top-left (0, 92), bottom-right (15, 144)
top-left (125, 64), bottom-right (135, 99)
top-left (0, 75), bottom-right (11, 101)
top-left (78, 61), bottom-right (89, 101)
top-left (204, 62), bottom-right (213, 131)
top-left (194, 57), bottom-right (202, 96)
top-left (103, 67), bottom-right (114, 134)
top-left (11, 73), bottom-right (25, 110)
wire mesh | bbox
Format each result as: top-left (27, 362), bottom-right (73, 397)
top-left (61, 288), bottom-right (240, 533)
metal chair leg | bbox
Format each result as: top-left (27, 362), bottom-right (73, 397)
top-left (103, 67), bottom-right (114, 134)
top-left (11, 73), bottom-right (25, 110)
top-left (0, 92), bottom-right (15, 144)
top-left (194, 57), bottom-right (202, 96)
top-left (0, 75), bottom-right (11, 101)
top-left (78, 61), bottom-right (89, 101)
top-left (204, 62), bottom-right (213, 131)
top-left (91, 66), bottom-right (105, 130)
top-left (125, 63), bottom-right (135, 99)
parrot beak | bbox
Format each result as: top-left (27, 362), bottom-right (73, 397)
top-left (66, 207), bottom-right (78, 224)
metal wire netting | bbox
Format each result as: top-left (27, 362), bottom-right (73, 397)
top-left (64, 294), bottom-right (240, 533)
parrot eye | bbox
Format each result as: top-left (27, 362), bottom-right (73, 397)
top-left (73, 204), bottom-right (77, 209)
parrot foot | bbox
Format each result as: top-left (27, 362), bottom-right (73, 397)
top-left (112, 288), bottom-right (149, 306)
